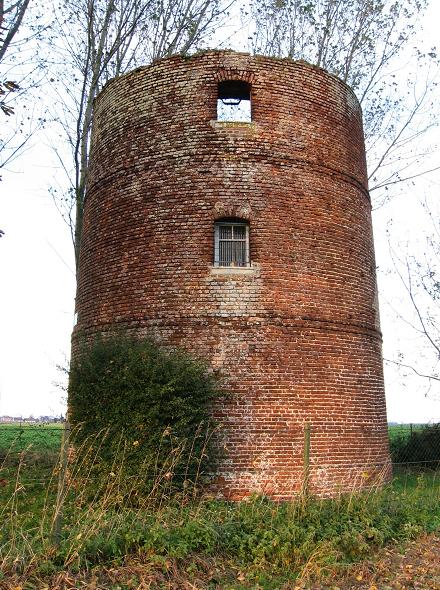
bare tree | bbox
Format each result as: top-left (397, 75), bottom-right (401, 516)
top-left (1, 0), bottom-right (47, 171)
top-left (387, 196), bottom-right (440, 388)
top-left (1, 0), bottom-right (31, 168)
top-left (246, 0), bottom-right (439, 207)
top-left (249, 0), bottom-right (419, 83)
top-left (50, 0), bottom-right (233, 270)
top-left (0, 0), bottom-right (31, 69)
top-left (50, 0), bottom-right (151, 268)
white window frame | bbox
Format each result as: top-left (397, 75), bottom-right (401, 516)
top-left (214, 220), bottom-right (250, 267)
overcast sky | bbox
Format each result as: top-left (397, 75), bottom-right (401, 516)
top-left (0, 1), bottom-right (439, 422)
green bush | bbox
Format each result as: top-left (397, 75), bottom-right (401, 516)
top-left (68, 334), bottom-right (222, 492)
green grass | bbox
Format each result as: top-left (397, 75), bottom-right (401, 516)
top-left (0, 465), bottom-right (57, 530)
top-left (392, 469), bottom-right (439, 491)
top-left (0, 423), bottom-right (63, 454)
top-left (0, 456), bottom-right (439, 588)
top-left (388, 423), bottom-right (426, 442)
top-left (0, 423), bottom-right (439, 587)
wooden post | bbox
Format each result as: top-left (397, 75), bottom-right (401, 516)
top-left (302, 422), bottom-right (311, 497)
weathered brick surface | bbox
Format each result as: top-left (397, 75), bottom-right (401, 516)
top-left (73, 50), bottom-right (391, 498)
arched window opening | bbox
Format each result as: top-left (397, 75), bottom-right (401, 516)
top-left (214, 219), bottom-right (250, 267)
top-left (217, 80), bottom-right (251, 122)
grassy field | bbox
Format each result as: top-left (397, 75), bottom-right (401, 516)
top-left (0, 422), bottom-right (432, 452)
top-left (0, 423), bottom-right (63, 456)
top-left (388, 423), bottom-right (426, 441)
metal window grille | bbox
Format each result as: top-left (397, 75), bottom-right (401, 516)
top-left (214, 222), bottom-right (250, 267)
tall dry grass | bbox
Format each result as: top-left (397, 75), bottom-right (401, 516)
top-left (0, 425), bottom-right (439, 587)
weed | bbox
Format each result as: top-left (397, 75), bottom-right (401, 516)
top-left (0, 428), bottom-right (439, 587)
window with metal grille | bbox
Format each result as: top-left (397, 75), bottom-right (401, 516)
top-left (214, 220), bottom-right (250, 267)
top-left (217, 80), bottom-right (251, 122)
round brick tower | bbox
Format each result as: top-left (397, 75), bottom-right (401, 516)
top-left (74, 50), bottom-right (391, 498)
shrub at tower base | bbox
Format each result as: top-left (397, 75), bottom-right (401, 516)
top-left (68, 334), bottom-right (222, 496)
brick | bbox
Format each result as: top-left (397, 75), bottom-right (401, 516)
top-left (73, 50), bottom-right (391, 498)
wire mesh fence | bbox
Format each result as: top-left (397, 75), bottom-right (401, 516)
top-left (1, 421), bottom-right (439, 476)
top-left (389, 423), bottom-right (440, 470)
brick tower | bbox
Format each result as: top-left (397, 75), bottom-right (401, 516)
top-left (73, 50), bottom-right (391, 498)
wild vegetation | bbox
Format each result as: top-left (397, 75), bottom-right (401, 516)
top-left (1, 421), bottom-right (439, 588)
top-left (1, 3), bottom-right (440, 585)
top-left (68, 335), bottom-right (223, 494)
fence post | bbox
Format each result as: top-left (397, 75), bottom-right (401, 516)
top-left (52, 422), bottom-right (70, 548)
top-left (302, 422), bottom-right (311, 497)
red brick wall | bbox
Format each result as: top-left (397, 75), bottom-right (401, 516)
top-left (74, 50), bottom-right (391, 498)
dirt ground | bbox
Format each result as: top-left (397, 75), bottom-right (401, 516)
top-left (316, 534), bottom-right (440, 590)
top-left (1, 535), bottom-right (439, 589)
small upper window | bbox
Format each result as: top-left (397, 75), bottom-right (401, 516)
top-left (217, 80), bottom-right (251, 123)
top-left (214, 219), bottom-right (250, 267)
